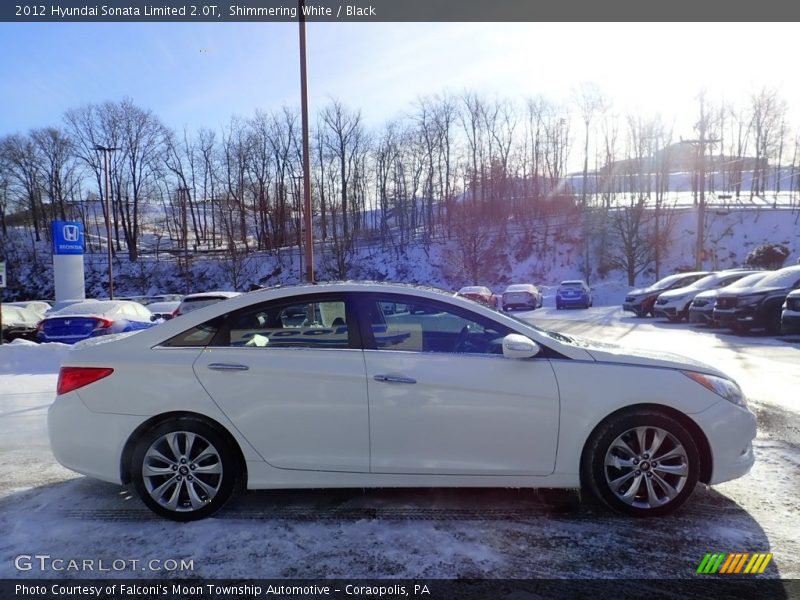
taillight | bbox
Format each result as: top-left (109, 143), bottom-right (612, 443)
top-left (94, 318), bottom-right (114, 329)
top-left (57, 367), bottom-right (114, 395)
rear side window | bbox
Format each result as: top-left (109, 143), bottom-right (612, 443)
top-left (211, 298), bottom-right (351, 349)
top-left (161, 317), bottom-right (223, 347)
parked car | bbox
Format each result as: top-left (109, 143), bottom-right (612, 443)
top-left (781, 290), bottom-right (800, 334)
top-left (147, 301), bottom-right (182, 322)
top-left (556, 280), bottom-right (592, 309)
top-left (502, 284), bottom-right (543, 311)
top-left (1, 304), bottom-right (41, 342)
top-left (456, 286), bottom-right (495, 307)
top-left (688, 272), bottom-right (768, 325)
top-left (654, 269), bottom-right (757, 322)
top-left (7, 300), bottom-right (52, 319)
top-left (714, 265), bottom-right (800, 334)
top-left (37, 300), bottom-right (155, 344)
top-left (622, 272), bottom-right (711, 317)
top-left (46, 298), bottom-right (99, 316)
top-left (49, 282), bottom-right (756, 521)
top-left (173, 292), bottom-right (242, 317)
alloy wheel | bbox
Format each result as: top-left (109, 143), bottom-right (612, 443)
top-left (142, 431), bottom-right (223, 512)
top-left (603, 426), bottom-right (690, 509)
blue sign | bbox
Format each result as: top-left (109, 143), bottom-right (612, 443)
top-left (52, 221), bottom-right (84, 255)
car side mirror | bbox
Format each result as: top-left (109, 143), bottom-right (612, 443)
top-left (502, 334), bottom-right (540, 359)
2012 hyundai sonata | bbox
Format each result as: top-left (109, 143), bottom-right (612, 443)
top-left (48, 283), bottom-right (757, 521)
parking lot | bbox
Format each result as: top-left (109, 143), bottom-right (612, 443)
top-left (0, 307), bottom-right (798, 580)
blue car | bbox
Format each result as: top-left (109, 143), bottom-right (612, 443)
top-left (556, 280), bottom-right (593, 309)
top-left (38, 300), bottom-right (156, 344)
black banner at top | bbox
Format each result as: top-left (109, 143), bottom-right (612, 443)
top-left (3, 0), bottom-right (800, 22)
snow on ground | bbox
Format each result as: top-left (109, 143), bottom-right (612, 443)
top-left (0, 313), bottom-right (798, 580)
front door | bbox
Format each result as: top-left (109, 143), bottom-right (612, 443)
top-left (359, 294), bottom-right (560, 476)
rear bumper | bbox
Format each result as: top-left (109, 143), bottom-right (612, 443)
top-left (558, 297), bottom-right (589, 307)
top-left (48, 391), bottom-right (146, 484)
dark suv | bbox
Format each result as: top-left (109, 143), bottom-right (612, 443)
top-left (622, 271), bottom-right (710, 317)
top-left (713, 265), bottom-right (800, 334)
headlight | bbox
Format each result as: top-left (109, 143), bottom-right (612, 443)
top-left (739, 293), bottom-right (766, 307)
top-left (682, 371), bottom-right (746, 406)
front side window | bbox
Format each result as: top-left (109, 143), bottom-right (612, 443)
top-left (214, 298), bottom-right (350, 349)
top-left (364, 295), bottom-right (510, 355)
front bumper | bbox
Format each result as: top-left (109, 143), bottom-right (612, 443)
top-left (714, 306), bottom-right (763, 329)
top-left (781, 313), bottom-right (800, 334)
top-left (692, 400), bottom-right (757, 485)
top-left (48, 391), bottom-right (147, 484)
top-left (653, 299), bottom-right (689, 319)
top-left (689, 306), bottom-right (714, 324)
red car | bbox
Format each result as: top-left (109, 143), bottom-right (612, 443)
top-left (456, 286), bottom-right (496, 307)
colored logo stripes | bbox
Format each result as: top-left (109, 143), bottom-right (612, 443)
top-left (696, 552), bottom-right (773, 574)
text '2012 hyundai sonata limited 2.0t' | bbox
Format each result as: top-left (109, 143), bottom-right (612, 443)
top-left (48, 283), bottom-right (757, 521)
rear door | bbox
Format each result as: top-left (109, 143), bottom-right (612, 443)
top-left (192, 293), bottom-right (370, 472)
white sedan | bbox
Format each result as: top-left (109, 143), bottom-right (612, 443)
top-left (48, 283), bottom-right (757, 521)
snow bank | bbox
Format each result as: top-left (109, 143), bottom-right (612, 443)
top-left (0, 340), bottom-right (71, 375)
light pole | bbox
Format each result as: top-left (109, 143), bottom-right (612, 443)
top-left (299, 0), bottom-right (314, 283)
top-left (94, 145), bottom-right (118, 299)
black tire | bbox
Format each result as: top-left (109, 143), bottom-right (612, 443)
top-left (131, 417), bottom-right (239, 521)
top-left (581, 409), bottom-right (700, 517)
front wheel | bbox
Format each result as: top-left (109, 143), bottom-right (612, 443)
top-left (582, 410), bottom-right (700, 517)
top-left (131, 418), bottom-right (239, 521)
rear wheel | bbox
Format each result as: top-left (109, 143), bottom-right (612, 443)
top-left (582, 409), bottom-right (700, 517)
top-left (131, 418), bottom-right (238, 521)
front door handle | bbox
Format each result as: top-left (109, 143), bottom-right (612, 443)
top-left (373, 374), bottom-right (417, 384)
top-left (208, 363), bottom-right (250, 371)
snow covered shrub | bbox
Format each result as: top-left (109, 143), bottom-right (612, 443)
top-left (745, 243), bottom-right (790, 270)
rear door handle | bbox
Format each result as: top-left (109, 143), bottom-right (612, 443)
top-left (208, 363), bottom-right (249, 371)
top-left (373, 374), bottom-right (417, 384)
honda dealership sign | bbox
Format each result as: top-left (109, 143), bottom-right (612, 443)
top-left (51, 221), bottom-right (86, 301)
top-left (52, 221), bottom-right (85, 255)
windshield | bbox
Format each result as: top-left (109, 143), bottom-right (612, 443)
top-left (755, 267), bottom-right (800, 289)
top-left (725, 272), bottom-right (767, 290)
top-left (645, 273), bottom-right (690, 291)
top-left (491, 306), bottom-right (574, 343)
top-left (684, 274), bottom-right (723, 290)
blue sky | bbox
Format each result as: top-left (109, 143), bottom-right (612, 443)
top-left (1, 22), bottom-right (798, 137)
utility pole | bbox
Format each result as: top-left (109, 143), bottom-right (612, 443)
top-left (177, 186), bottom-right (190, 273)
top-left (682, 97), bottom-right (720, 271)
top-left (94, 145), bottom-right (118, 299)
top-left (299, 0), bottom-right (314, 282)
